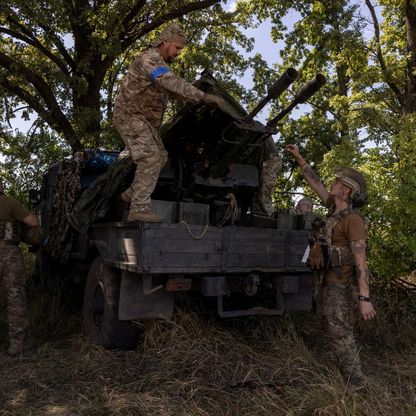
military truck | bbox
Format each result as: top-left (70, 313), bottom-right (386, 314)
top-left (35, 69), bottom-right (325, 349)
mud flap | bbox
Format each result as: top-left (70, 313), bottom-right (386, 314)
top-left (119, 271), bottom-right (174, 320)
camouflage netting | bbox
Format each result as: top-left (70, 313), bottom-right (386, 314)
top-left (47, 159), bottom-right (82, 261)
top-left (68, 157), bottom-right (134, 232)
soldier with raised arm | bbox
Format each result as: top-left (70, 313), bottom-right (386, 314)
top-left (113, 24), bottom-right (226, 223)
top-left (0, 178), bottom-right (40, 356)
top-left (285, 144), bottom-right (376, 390)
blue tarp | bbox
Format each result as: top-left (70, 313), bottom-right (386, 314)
top-left (85, 151), bottom-right (119, 171)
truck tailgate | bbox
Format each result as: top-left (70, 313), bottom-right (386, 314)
top-left (91, 222), bottom-right (310, 274)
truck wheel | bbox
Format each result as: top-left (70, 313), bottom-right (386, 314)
top-left (83, 256), bottom-right (140, 349)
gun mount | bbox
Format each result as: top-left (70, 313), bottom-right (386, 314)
top-left (158, 70), bottom-right (326, 215)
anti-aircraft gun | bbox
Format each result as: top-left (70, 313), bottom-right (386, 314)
top-left (36, 69), bottom-right (326, 350)
top-left (157, 69), bottom-right (326, 225)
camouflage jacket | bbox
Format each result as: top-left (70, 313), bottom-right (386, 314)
top-left (114, 47), bottom-right (205, 128)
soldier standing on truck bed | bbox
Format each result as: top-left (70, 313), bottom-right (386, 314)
top-left (0, 178), bottom-right (40, 356)
top-left (113, 24), bottom-right (226, 223)
top-left (285, 144), bottom-right (376, 390)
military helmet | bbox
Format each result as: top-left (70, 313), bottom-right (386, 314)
top-left (334, 167), bottom-right (368, 207)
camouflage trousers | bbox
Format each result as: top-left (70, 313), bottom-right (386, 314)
top-left (113, 108), bottom-right (168, 212)
top-left (257, 154), bottom-right (282, 216)
top-left (317, 281), bottom-right (363, 383)
top-left (0, 242), bottom-right (29, 343)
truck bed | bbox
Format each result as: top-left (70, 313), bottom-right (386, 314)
top-left (91, 222), bottom-right (310, 274)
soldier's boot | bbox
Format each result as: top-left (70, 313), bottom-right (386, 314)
top-left (121, 188), bottom-right (133, 203)
top-left (341, 360), bottom-right (365, 392)
top-left (127, 205), bottom-right (163, 223)
top-left (7, 337), bottom-right (34, 356)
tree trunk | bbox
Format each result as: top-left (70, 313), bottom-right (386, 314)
top-left (404, 0), bottom-right (416, 113)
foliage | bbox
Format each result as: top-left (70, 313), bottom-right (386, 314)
top-left (257, 0), bottom-right (416, 277)
top-left (1, 0), bottom-right (416, 277)
top-left (0, 0), bottom-right (259, 192)
top-left (361, 116), bottom-right (416, 277)
top-left (0, 127), bottom-right (71, 201)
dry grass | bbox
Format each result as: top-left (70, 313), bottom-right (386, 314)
top-left (1, 283), bottom-right (416, 416)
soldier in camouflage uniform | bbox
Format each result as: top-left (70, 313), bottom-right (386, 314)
top-left (258, 155), bottom-right (282, 216)
top-left (0, 179), bottom-right (40, 356)
top-left (252, 137), bottom-right (283, 217)
top-left (285, 145), bottom-right (376, 390)
top-left (113, 24), bottom-right (226, 222)
top-left (295, 197), bottom-right (314, 213)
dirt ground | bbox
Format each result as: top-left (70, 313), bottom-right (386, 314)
top-left (1, 294), bottom-right (415, 416)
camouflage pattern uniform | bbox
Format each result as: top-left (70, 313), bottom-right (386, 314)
top-left (317, 208), bottom-right (367, 385)
top-left (319, 281), bottom-right (362, 383)
top-left (113, 26), bottom-right (205, 218)
top-left (0, 193), bottom-right (31, 348)
top-left (256, 137), bottom-right (282, 216)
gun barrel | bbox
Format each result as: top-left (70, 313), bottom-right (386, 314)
top-left (246, 68), bottom-right (299, 121)
top-left (268, 67), bottom-right (299, 99)
top-left (293, 73), bottom-right (326, 103)
top-left (267, 74), bottom-right (326, 127)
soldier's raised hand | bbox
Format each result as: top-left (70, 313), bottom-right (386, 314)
top-left (285, 144), bottom-right (301, 158)
top-left (202, 93), bottom-right (227, 112)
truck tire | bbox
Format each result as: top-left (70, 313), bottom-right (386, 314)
top-left (83, 256), bottom-right (140, 349)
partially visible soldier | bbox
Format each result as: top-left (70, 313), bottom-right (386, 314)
top-left (257, 144), bottom-right (282, 216)
top-left (0, 178), bottom-right (39, 356)
top-left (295, 197), bottom-right (314, 213)
top-left (113, 23), bottom-right (226, 223)
top-left (285, 144), bottom-right (376, 390)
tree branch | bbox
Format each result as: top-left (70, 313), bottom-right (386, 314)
top-left (404, 0), bottom-right (416, 111)
top-left (0, 77), bottom-right (81, 151)
top-left (0, 24), bottom-right (71, 77)
top-left (0, 53), bottom-right (81, 151)
top-left (6, 8), bottom-right (75, 72)
top-left (121, 0), bottom-right (221, 50)
top-left (365, 0), bottom-right (404, 107)
top-left (120, 0), bottom-right (147, 33)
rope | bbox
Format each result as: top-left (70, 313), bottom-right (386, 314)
top-left (214, 192), bottom-right (240, 227)
top-left (180, 220), bottom-right (209, 239)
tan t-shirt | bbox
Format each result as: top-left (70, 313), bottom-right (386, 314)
top-left (325, 212), bottom-right (366, 284)
top-left (0, 194), bottom-right (31, 222)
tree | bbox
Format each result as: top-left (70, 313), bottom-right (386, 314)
top-left (257, 0), bottom-right (416, 276)
top-left (0, 0), bottom-right (254, 152)
top-left (2, 0), bottom-right (415, 277)
top-left (0, 0), bottom-right (268, 196)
